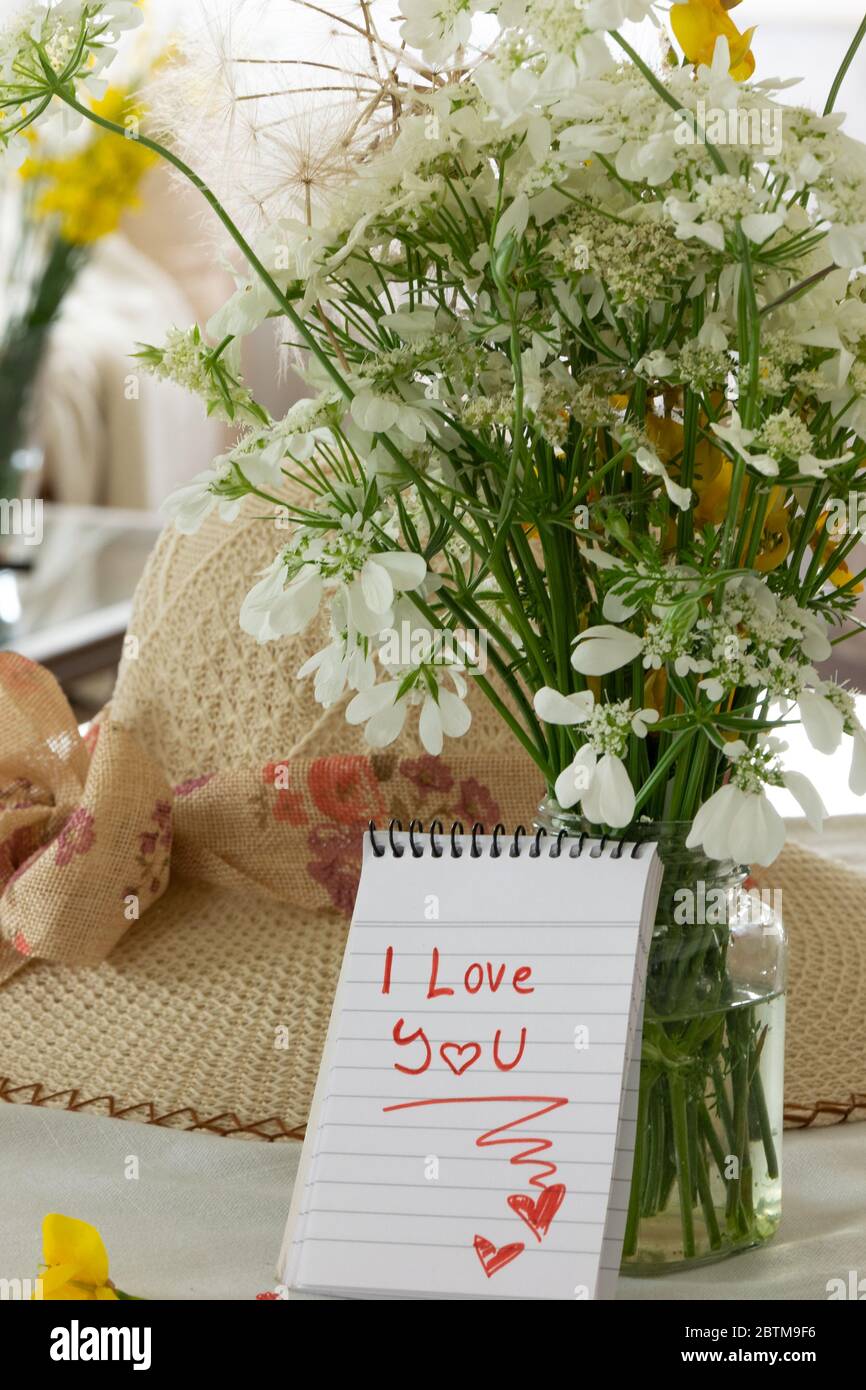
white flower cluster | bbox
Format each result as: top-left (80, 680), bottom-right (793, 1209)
top-left (241, 518), bottom-right (428, 644)
top-left (686, 738), bottom-right (825, 867)
top-left (139, 327), bottom-right (262, 425)
top-left (236, 506), bottom-right (474, 756)
top-left (533, 685), bottom-right (658, 827)
top-left (713, 410), bottom-right (852, 481)
top-left (0, 0), bottom-right (140, 157)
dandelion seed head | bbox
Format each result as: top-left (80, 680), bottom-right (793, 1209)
top-left (145, 0), bottom-right (416, 236)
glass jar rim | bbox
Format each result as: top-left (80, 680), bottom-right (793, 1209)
top-left (535, 797), bottom-right (744, 873)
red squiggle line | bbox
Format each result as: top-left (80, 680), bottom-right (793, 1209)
top-left (382, 1095), bottom-right (568, 1190)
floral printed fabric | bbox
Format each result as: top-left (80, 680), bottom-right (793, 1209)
top-left (0, 654), bottom-right (174, 982)
top-left (0, 654), bottom-right (541, 981)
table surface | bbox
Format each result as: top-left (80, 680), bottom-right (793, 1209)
top-left (0, 503), bottom-right (161, 664)
top-left (0, 1101), bottom-right (863, 1301)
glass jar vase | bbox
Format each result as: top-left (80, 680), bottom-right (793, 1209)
top-left (536, 803), bottom-right (786, 1273)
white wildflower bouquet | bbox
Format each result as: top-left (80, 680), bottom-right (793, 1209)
top-left (4, 0), bottom-right (866, 1269)
top-left (4, 0), bottom-right (862, 862)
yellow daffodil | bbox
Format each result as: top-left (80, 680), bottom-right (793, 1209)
top-left (692, 454), bottom-right (790, 569)
top-left (644, 666), bottom-right (669, 718)
top-left (671, 0), bottom-right (756, 81)
top-left (694, 452), bottom-right (735, 526)
top-left (19, 89), bottom-right (156, 245)
top-left (644, 412), bottom-right (684, 465)
top-left (753, 498), bottom-right (791, 572)
top-left (644, 412), bottom-right (733, 527)
top-left (641, 410), bottom-right (790, 571)
top-left (812, 512), bottom-right (865, 592)
top-left (38, 1214), bottom-right (119, 1301)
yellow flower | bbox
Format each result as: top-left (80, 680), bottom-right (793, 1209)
top-left (644, 412), bottom-right (684, 465)
top-left (753, 496), bottom-right (791, 572)
top-left (644, 412), bottom-right (733, 527)
top-left (812, 512), bottom-right (864, 592)
top-left (644, 666), bottom-right (669, 719)
top-left (19, 88), bottom-right (156, 245)
top-left (38, 1214), bottom-right (119, 1301)
top-left (694, 452), bottom-right (735, 526)
top-left (670, 0), bottom-right (756, 81)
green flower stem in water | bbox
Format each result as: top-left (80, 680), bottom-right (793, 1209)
top-left (668, 1069), bottom-right (696, 1260)
top-left (533, 813), bottom-right (789, 1274)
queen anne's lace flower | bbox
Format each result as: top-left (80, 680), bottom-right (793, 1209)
top-left (162, 462), bottom-right (245, 535)
top-left (350, 386), bottom-right (434, 444)
top-left (665, 175), bottom-right (784, 251)
top-left (821, 684), bottom-right (866, 793)
top-left (712, 409), bottom-right (851, 480)
top-left (139, 328), bottom-right (260, 425)
top-left (297, 595), bottom-right (376, 709)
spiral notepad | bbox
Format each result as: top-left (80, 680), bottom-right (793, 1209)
top-left (280, 821), bottom-right (662, 1300)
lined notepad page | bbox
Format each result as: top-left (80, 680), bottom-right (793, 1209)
top-left (281, 831), bottom-right (661, 1300)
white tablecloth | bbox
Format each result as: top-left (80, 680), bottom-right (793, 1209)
top-left (0, 1102), bottom-right (863, 1301)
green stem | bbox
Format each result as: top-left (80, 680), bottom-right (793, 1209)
top-left (695, 1141), bottom-right (723, 1251)
top-left (698, 1099), bottom-right (729, 1185)
top-left (634, 728), bottom-right (698, 816)
top-left (405, 591), bottom-right (554, 783)
top-left (622, 1067), bottom-right (653, 1257)
top-left (712, 1060), bottom-right (737, 1157)
top-left (751, 1063), bottom-right (780, 1181)
top-left (643, 1080), bottom-right (664, 1215)
top-left (824, 12), bottom-right (866, 114)
top-left (668, 1070), bottom-right (696, 1259)
top-left (610, 34), bottom-right (726, 174)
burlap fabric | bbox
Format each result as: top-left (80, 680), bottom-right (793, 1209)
top-left (0, 493), bottom-right (864, 1136)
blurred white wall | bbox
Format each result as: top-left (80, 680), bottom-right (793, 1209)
top-left (748, 1), bottom-right (866, 134)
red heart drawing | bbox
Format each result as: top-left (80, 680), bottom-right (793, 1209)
top-left (440, 1041), bottom-right (481, 1075)
top-left (473, 1234), bottom-right (525, 1277)
top-left (507, 1183), bottom-right (566, 1241)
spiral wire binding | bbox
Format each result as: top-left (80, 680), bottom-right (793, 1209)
top-left (368, 819), bottom-right (645, 859)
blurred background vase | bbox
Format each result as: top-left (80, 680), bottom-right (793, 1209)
top-left (0, 266), bottom-right (80, 503)
top-left (0, 89), bottom-right (145, 510)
